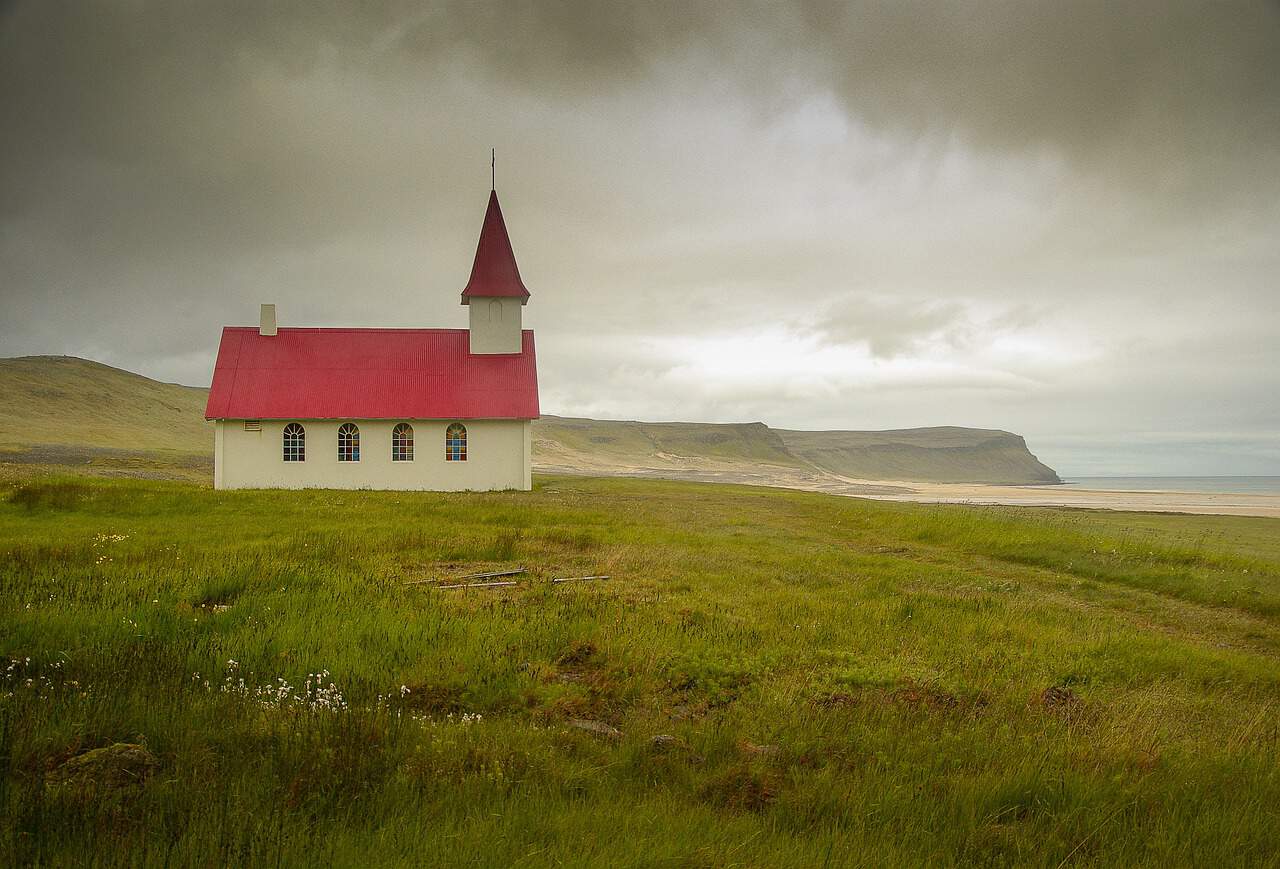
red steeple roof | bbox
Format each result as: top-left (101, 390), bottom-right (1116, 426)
top-left (460, 190), bottom-right (531, 305)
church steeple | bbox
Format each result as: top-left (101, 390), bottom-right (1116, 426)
top-left (460, 189), bottom-right (531, 306)
top-left (462, 184), bottom-right (530, 355)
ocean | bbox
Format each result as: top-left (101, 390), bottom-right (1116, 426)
top-left (1065, 476), bottom-right (1280, 496)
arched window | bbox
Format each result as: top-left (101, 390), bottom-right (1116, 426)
top-left (445, 423), bottom-right (467, 462)
top-left (488, 299), bottom-right (503, 323)
top-left (282, 423), bottom-right (305, 462)
top-left (337, 423), bottom-right (360, 462)
top-left (392, 423), bottom-right (414, 462)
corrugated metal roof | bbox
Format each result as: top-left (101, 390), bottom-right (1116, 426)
top-left (204, 327), bottom-right (539, 420)
top-left (460, 190), bottom-right (531, 303)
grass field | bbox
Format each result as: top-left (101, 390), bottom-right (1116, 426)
top-left (2, 474), bottom-right (1279, 866)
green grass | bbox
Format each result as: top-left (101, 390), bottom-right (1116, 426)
top-left (2, 474), bottom-right (1279, 866)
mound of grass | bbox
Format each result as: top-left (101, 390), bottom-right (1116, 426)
top-left (6, 481), bottom-right (94, 511)
top-left (1, 474), bottom-right (1278, 865)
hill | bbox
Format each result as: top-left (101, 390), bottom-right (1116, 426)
top-left (0, 356), bottom-right (1060, 485)
top-left (778, 426), bottom-right (1061, 484)
top-left (532, 415), bottom-right (802, 473)
top-left (0, 356), bottom-right (210, 452)
top-left (0, 356), bottom-right (212, 480)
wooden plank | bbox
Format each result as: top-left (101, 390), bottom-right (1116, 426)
top-left (417, 573), bottom-right (611, 590)
top-left (457, 568), bottom-right (527, 580)
top-left (436, 580), bottom-right (520, 590)
top-left (404, 567), bottom-right (526, 587)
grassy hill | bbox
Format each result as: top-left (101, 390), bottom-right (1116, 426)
top-left (0, 356), bottom-right (1061, 485)
top-left (533, 415), bottom-right (802, 472)
top-left (0, 356), bottom-right (212, 480)
top-left (778, 426), bottom-right (1061, 484)
top-left (0, 356), bottom-right (210, 453)
top-left (1, 473), bottom-right (1277, 864)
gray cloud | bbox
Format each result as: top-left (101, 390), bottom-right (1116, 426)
top-left (1, 1), bottom-right (1278, 474)
top-left (816, 296), bottom-right (972, 358)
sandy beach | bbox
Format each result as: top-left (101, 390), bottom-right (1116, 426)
top-left (847, 479), bottom-right (1280, 518)
top-left (536, 461), bottom-right (1280, 518)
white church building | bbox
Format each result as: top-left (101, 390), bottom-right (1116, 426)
top-left (204, 188), bottom-right (540, 491)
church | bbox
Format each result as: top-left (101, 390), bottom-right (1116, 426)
top-left (204, 187), bottom-right (540, 491)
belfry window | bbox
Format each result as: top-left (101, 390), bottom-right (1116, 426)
top-left (282, 423), bottom-right (305, 462)
top-left (392, 423), bottom-right (414, 462)
top-left (445, 423), bottom-right (467, 462)
top-left (338, 423), bottom-right (360, 462)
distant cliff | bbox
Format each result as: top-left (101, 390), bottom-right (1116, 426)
top-left (533, 416), bottom-right (1060, 486)
top-left (776, 426), bottom-right (1061, 485)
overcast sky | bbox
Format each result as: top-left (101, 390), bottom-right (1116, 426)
top-left (2, 2), bottom-right (1278, 475)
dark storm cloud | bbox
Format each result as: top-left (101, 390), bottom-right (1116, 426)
top-left (395, 1), bottom-right (1280, 204)
top-left (7, 2), bottom-right (1278, 192)
top-left (1, 1), bottom-right (1278, 474)
top-left (811, 3), bottom-right (1280, 196)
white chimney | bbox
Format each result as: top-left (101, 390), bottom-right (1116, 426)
top-left (259, 303), bottom-right (277, 336)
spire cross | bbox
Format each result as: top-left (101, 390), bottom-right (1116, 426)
top-left (491, 148), bottom-right (495, 190)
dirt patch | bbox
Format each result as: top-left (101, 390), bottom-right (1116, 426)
top-left (555, 640), bottom-right (598, 668)
top-left (46, 743), bottom-right (158, 798)
top-left (814, 691), bottom-right (860, 709)
top-left (1038, 685), bottom-right (1084, 720)
top-left (699, 766), bottom-right (779, 813)
top-left (568, 718), bottom-right (621, 740)
top-left (872, 545), bottom-right (916, 556)
top-left (400, 682), bottom-right (467, 714)
top-left (666, 702), bottom-right (709, 721)
top-left (890, 683), bottom-right (962, 711)
top-left (649, 733), bottom-right (685, 752)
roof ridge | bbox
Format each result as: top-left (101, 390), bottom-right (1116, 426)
top-left (224, 326), bottom-right (472, 333)
top-left (204, 328), bottom-right (539, 420)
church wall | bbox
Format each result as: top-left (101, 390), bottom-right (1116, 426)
top-left (213, 418), bottom-right (531, 491)
top-left (467, 297), bottom-right (524, 353)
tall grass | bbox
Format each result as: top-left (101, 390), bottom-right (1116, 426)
top-left (1, 475), bottom-right (1278, 866)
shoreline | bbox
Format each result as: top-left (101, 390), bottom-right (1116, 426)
top-left (535, 463), bottom-right (1280, 518)
top-left (839, 480), bottom-right (1280, 518)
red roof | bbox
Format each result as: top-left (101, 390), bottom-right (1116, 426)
top-left (204, 327), bottom-right (539, 420)
top-left (460, 190), bottom-right (531, 304)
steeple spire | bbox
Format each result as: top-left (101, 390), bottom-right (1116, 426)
top-left (460, 188), bottom-right (531, 305)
